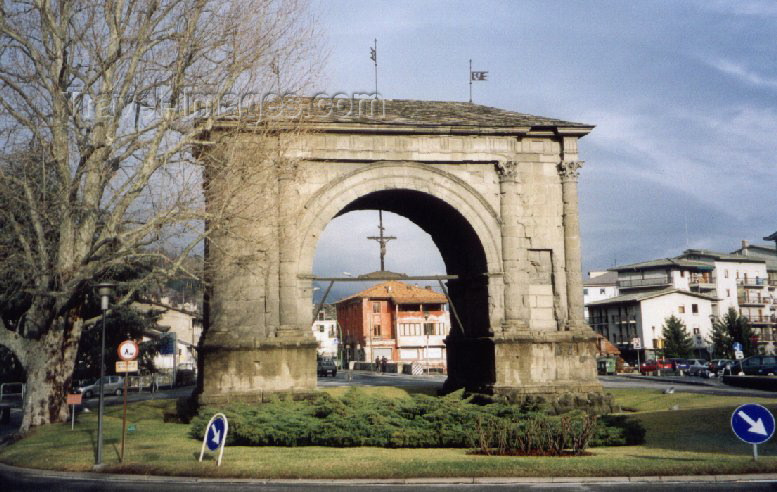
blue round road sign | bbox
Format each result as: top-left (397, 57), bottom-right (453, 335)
top-left (731, 404), bottom-right (775, 445)
top-left (206, 417), bottom-right (226, 451)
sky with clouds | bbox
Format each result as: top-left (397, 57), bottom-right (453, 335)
top-left (310, 0), bottom-right (777, 302)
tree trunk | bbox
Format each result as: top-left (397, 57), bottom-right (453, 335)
top-left (20, 317), bottom-right (83, 432)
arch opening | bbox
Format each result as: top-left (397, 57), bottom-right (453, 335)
top-left (309, 188), bottom-right (495, 391)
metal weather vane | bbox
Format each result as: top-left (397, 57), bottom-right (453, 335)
top-left (367, 210), bottom-right (396, 272)
top-left (469, 59), bottom-right (488, 103)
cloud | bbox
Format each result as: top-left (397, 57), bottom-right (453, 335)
top-left (705, 59), bottom-right (777, 90)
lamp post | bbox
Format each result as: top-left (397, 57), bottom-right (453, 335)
top-left (423, 310), bottom-right (430, 375)
top-left (95, 282), bottom-right (115, 467)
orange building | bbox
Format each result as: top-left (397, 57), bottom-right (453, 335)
top-left (335, 281), bottom-right (450, 368)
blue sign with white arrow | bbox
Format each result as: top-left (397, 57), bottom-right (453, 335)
top-left (731, 404), bottom-right (775, 445)
top-left (206, 416), bottom-right (226, 451)
top-left (733, 342), bottom-right (743, 352)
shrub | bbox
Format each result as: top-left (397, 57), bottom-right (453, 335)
top-left (189, 389), bottom-right (642, 452)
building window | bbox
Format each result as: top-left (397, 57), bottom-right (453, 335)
top-left (681, 271), bottom-right (686, 278)
top-left (372, 302), bottom-right (380, 313)
top-left (726, 289), bottom-right (731, 298)
top-left (583, 288), bottom-right (589, 295)
top-left (725, 269), bottom-right (729, 278)
top-left (678, 305), bottom-right (685, 314)
top-left (400, 323), bottom-right (424, 336)
top-left (373, 324), bottom-right (381, 336)
top-left (692, 304), bottom-right (699, 314)
top-left (424, 323), bottom-right (435, 335)
top-left (600, 288), bottom-right (606, 294)
top-left (693, 327), bottom-right (700, 335)
top-left (318, 325), bottom-right (325, 332)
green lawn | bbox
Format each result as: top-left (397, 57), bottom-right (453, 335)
top-left (2, 388), bottom-right (777, 478)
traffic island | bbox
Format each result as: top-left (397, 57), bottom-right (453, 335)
top-left (2, 388), bottom-right (777, 479)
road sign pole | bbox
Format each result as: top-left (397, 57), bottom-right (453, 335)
top-left (71, 404), bottom-right (75, 430)
top-left (117, 339), bottom-right (139, 463)
top-left (754, 443), bottom-right (758, 461)
top-left (120, 366), bottom-right (128, 462)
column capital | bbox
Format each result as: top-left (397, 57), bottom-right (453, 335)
top-left (557, 160), bottom-right (583, 182)
top-left (496, 160), bottom-right (518, 183)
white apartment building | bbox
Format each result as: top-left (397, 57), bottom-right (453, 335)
top-left (588, 289), bottom-right (716, 361)
top-left (588, 241), bottom-right (777, 362)
top-left (679, 248), bottom-right (776, 346)
top-left (583, 271), bottom-right (618, 321)
top-left (132, 297), bottom-right (203, 381)
top-left (312, 309), bottom-right (339, 359)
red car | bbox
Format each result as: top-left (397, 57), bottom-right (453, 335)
top-left (639, 359), bottom-right (672, 374)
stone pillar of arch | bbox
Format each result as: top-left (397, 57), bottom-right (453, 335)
top-left (558, 159), bottom-right (588, 332)
top-left (496, 160), bottom-right (530, 334)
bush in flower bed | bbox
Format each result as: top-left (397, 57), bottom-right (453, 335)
top-left (190, 389), bottom-right (644, 453)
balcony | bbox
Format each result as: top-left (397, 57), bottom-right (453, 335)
top-left (738, 296), bottom-right (767, 306)
top-left (617, 276), bottom-right (671, 290)
top-left (689, 275), bottom-right (716, 290)
top-left (738, 277), bottom-right (769, 288)
top-left (745, 315), bottom-right (777, 325)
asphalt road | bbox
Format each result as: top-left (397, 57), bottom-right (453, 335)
top-left (1, 466), bottom-right (776, 492)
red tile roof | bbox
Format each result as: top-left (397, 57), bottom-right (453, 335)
top-left (335, 281), bottom-right (447, 305)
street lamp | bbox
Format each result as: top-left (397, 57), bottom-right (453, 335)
top-left (423, 310), bottom-right (430, 375)
top-left (95, 282), bottom-right (115, 467)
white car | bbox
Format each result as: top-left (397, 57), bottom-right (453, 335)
top-left (76, 376), bottom-right (124, 398)
top-left (687, 359), bottom-right (708, 377)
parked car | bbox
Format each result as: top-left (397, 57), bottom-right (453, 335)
top-left (75, 376), bottom-right (124, 398)
top-left (687, 359), bottom-right (709, 377)
top-left (668, 358), bottom-right (690, 372)
top-left (317, 358), bottom-right (337, 377)
top-left (639, 359), bottom-right (672, 374)
top-left (708, 359), bottom-right (735, 377)
top-left (741, 356), bottom-right (777, 376)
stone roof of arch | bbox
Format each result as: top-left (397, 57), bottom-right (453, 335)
top-left (213, 98), bottom-right (594, 134)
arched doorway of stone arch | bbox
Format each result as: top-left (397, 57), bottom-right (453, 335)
top-left (307, 189), bottom-right (496, 394)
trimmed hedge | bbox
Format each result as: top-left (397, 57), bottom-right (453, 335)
top-left (190, 389), bottom-right (644, 451)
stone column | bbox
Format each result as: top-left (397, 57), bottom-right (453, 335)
top-left (558, 160), bottom-right (586, 331)
top-left (496, 161), bottom-right (529, 332)
top-left (276, 159), bottom-right (301, 337)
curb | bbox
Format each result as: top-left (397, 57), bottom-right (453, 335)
top-left (616, 374), bottom-right (713, 386)
top-left (1, 462), bottom-right (776, 485)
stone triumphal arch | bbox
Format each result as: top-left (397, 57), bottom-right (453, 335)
top-left (199, 98), bottom-right (602, 404)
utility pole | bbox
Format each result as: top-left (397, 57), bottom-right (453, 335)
top-left (367, 210), bottom-right (396, 271)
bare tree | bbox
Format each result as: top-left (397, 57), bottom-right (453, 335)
top-left (0, 0), bottom-right (321, 431)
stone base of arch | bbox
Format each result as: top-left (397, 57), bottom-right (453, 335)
top-left (198, 337), bottom-right (318, 405)
top-left (443, 332), bottom-right (601, 401)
